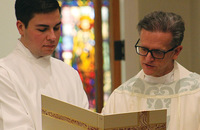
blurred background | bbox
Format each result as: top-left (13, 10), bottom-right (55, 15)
top-left (1, 0), bottom-right (199, 112)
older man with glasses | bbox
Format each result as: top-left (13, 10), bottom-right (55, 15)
top-left (102, 11), bottom-right (200, 130)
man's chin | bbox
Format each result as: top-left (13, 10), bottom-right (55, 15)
top-left (144, 71), bottom-right (154, 76)
top-left (143, 69), bottom-right (156, 76)
top-left (37, 53), bottom-right (52, 57)
top-left (43, 50), bottom-right (54, 56)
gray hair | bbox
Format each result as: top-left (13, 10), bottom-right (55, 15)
top-left (137, 11), bottom-right (185, 47)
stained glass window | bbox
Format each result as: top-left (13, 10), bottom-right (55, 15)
top-left (101, 1), bottom-right (111, 108)
top-left (55, 0), bottom-right (110, 111)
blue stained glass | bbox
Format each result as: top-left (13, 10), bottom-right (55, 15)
top-left (55, 42), bottom-right (64, 60)
top-left (62, 0), bottom-right (78, 6)
top-left (88, 1), bottom-right (94, 7)
top-left (62, 36), bottom-right (73, 50)
top-left (103, 1), bottom-right (109, 6)
top-left (71, 0), bottom-right (78, 6)
top-left (90, 78), bottom-right (95, 85)
top-left (72, 63), bottom-right (78, 70)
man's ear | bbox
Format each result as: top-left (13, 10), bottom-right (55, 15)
top-left (173, 45), bottom-right (183, 60)
top-left (16, 20), bottom-right (25, 36)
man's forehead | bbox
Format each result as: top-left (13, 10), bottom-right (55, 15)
top-left (28, 10), bottom-right (61, 27)
top-left (35, 22), bottom-right (61, 27)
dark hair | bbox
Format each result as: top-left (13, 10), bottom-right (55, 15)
top-left (137, 11), bottom-right (185, 47)
top-left (15, 0), bottom-right (61, 28)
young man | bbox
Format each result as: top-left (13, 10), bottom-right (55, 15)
top-left (102, 11), bottom-right (200, 130)
top-left (0, 0), bottom-right (88, 129)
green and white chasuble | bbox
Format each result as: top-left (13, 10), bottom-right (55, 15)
top-left (102, 62), bottom-right (200, 130)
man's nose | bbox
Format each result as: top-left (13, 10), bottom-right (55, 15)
top-left (47, 29), bottom-right (56, 41)
top-left (145, 52), bottom-right (155, 61)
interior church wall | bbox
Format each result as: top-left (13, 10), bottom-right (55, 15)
top-left (121, 0), bottom-right (199, 81)
top-left (0, 0), bottom-right (19, 58)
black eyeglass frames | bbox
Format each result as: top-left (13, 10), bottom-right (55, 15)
top-left (134, 39), bottom-right (178, 59)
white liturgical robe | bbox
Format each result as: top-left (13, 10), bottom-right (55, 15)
top-left (0, 40), bottom-right (89, 130)
top-left (102, 62), bottom-right (200, 130)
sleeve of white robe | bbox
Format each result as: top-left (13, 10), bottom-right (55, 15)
top-left (101, 90), bottom-right (131, 114)
top-left (73, 70), bottom-right (89, 109)
top-left (0, 67), bottom-right (34, 130)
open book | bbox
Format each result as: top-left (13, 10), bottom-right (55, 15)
top-left (42, 95), bottom-right (166, 130)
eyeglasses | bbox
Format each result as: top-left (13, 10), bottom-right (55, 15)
top-left (135, 39), bottom-right (177, 59)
